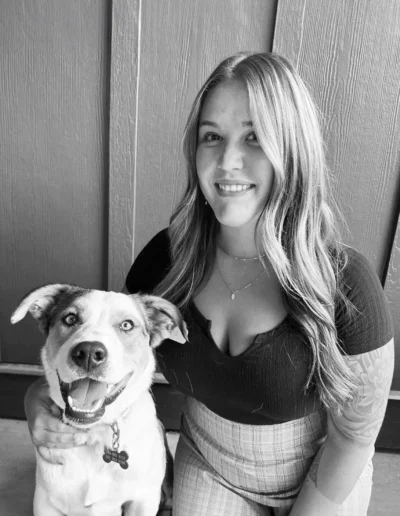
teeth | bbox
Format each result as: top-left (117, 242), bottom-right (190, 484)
top-left (67, 396), bottom-right (104, 414)
top-left (106, 384), bottom-right (113, 394)
top-left (217, 184), bottom-right (252, 192)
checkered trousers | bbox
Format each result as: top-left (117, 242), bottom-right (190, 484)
top-left (173, 397), bottom-right (373, 516)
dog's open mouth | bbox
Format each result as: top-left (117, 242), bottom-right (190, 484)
top-left (59, 373), bottom-right (132, 425)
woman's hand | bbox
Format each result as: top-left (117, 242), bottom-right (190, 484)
top-left (24, 377), bottom-right (90, 462)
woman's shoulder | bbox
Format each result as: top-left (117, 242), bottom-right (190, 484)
top-left (336, 246), bottom-right (393, 354)
top-left (342, 246), bottom-right (378, 281)
top-left (340, 246), bottom-right (390, 307)
top-left (125, 228), bottom-right (171, 294)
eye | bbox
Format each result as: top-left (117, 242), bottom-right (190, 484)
top-left (63, 313), bottom-right (78, 327)
top-left (120, 320), bottom-right (135, 332)
top-left (246, 131), bottom-right (260, 145)
top-left (199, 132), bottom-right (222, 145)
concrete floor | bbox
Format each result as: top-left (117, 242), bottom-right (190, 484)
top-left (0, 418), bottom-right (399, 515)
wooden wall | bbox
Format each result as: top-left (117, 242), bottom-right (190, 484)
top-left (0, 0), bottom-right (109, 364)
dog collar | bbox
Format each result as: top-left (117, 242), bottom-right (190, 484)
top-left (103, 421), bottom-right (129, 470)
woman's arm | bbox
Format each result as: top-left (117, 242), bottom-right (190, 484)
top-left (290, 339), bottom-right (394, 515)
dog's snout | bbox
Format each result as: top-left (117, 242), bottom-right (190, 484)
top-left (70, 341), bottom-right (108, 372)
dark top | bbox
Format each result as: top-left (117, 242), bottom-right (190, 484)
top-left (126, 229), bottom-right (393, 425)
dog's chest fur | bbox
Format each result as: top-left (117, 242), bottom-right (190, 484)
top-left (37, 397), bottom-right (165, 513)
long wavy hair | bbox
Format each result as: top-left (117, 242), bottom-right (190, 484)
top-left (153, 52), bottom-right (358, 409)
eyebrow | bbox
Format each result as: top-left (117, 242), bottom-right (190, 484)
top-left (198, 120), bottom-right (253, 128)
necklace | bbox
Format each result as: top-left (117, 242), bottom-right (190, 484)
top-left (216, 258), bottom-right (266, 300)
top-left (218, 246), bottom-right (266, 262)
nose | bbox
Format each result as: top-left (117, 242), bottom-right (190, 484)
top-left (217, 142), bottom-right (243, 171)
top-left (70, 341), bottom-right (108, 372)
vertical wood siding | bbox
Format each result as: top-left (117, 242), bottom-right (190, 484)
top-left (0, 0), bottom-right (109, 363)
top-left (108, 0), bottom-right (141, 291)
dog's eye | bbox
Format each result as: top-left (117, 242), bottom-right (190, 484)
top-left (63, 313), bottom-right (78, 326)
top-left (120, 320), bottom-right (134, 332)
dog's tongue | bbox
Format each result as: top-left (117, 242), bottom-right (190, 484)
top-left (68, 379), bottom-right (108, 410)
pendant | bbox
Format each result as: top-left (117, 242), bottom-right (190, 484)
top-left (102, 421), bottom-right (129, 469)
top-left (103, 447), bottom-right (129, 469)
top-left (231, 293), bottom-right (236, 300)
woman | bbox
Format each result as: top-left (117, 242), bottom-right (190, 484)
top-left (25, 52), bottom-right (394, 515)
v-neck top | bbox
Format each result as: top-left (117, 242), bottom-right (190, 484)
top-left (125, 229), bottom-right (393, 424)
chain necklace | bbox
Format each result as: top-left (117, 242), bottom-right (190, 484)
top-left (216, 257), bottom-right (266, 300)
top-left (218, 246), bottom-right (266, 262)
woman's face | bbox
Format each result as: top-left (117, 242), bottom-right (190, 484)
top-left (196, 80), bottom-right (274, 232)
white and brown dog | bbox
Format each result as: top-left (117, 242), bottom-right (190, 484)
top-left (11, 283), bottom-right (187, 516)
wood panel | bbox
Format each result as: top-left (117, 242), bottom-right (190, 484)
top-left (0, 0), bottom-right (109, 364)
top-left (273, 0), bottom-right (400, 278)
top-left (133, 0), bottom-right (278, 260)
top-left (108, 0), bottom-right (141, 291)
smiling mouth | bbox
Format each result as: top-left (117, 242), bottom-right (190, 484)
top-left (58, 372), bottom-right (132, 426)
top-left (216, 183), bottom-right (254, 193)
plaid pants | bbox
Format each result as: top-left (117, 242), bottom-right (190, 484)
top-left (173, 397), bottom-right (373, 515)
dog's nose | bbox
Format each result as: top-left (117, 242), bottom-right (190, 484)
top-left (70, 341), bottom-right (108, 372)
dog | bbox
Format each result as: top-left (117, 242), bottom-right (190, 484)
top-left (11, 283), bottom-right (187, 516)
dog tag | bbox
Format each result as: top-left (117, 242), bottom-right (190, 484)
top-left (103, 448), bottom-right (129, 469)
top-left (102, 422), bottom-right (129, 469)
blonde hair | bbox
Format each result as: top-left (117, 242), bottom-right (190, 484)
top-left (154, 52), bottom-right (357, 409)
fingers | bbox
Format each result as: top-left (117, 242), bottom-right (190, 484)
top-left (32, 429), bottom-right (90, 449)
top-left (25, 379), bottom-right (91, 450)
top-left (31, 405), bottom-right (89, 448)
top-left (37, 446), bottom-right (65, 465)
top-left (43, 411), bottom-right (76, 434)
top-left (32, 420), bottom-right (90, 449)
top-left (49, 402), bottom-right (62, 418)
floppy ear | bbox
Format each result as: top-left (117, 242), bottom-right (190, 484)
top-left (140, 295), bottom-right (188, 348)
top-left (11, 283), bottom-right (79, 332)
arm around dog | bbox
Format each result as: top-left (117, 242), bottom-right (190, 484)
top-left (25, 377), bottom-right (90, 454)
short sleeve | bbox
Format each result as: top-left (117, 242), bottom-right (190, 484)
top-left (125, 228), bottom-right (171, 294)
top-left (336, 248), bottom-right (393, 355)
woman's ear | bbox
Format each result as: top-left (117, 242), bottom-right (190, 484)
top-left (139, 294), bottom-right (188, 348)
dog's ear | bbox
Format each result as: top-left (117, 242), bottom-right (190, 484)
top-left (11, 283), bottom-right (79, 332)
top-left (140, 295), bottom-right (188, 348)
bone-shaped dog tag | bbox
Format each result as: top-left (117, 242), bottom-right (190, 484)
top-left (103, 448), bottom-right (129, 469)
top-left (102, 421), bottom-right (129, 469)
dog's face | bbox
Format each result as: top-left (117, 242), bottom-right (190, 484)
top-left (11, 284), bottom-right (187, 428)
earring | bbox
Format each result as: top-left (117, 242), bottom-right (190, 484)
top-left (205, 200), bottom-right (208, 206)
